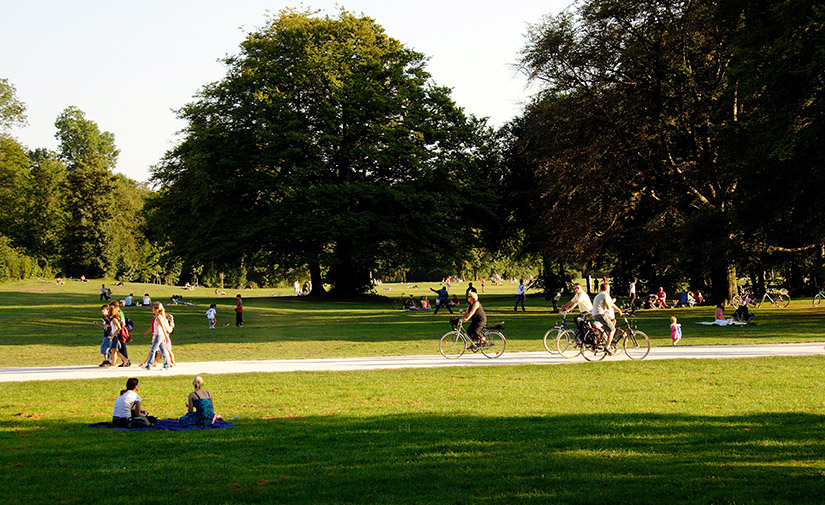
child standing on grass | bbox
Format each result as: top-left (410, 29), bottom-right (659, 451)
top-left (93, 304), bottom-right (112, 366)
top-left (206, 304), bottom-right (217, 329)
top-left (235, 294), bottom-right (243, 327)
top-left (670, 316), bottom-right (682, 345)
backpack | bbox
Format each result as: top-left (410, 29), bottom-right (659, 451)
top-left (166, 314), bottom-right (175, 333)
top-left (125, 316), bottom-right (134, 332)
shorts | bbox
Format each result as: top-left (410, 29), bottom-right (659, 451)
top-left (100, 336), bottom-right (111, 355)
top-left (593, 314), bottom-right (615, 334)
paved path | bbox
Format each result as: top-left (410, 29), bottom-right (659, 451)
top-left (1, 342), bottom-right (823, 383)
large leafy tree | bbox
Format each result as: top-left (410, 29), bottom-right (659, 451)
top-left (152, 9), bottom-right (494, 294)
top-left (512, 0), bottom-right (797, 301)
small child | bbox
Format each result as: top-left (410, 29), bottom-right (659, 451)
top-left (93, 304), bottom-right (112, 366)
top-left (206, 304), bottom-right (217, 329)
top-left (235, 294), bottom-right (243, 327)
top-left (670, 316), bottom-right (682, 345)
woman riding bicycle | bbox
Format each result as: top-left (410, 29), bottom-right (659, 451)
top-left (461, 291), bottom-right (487, 348)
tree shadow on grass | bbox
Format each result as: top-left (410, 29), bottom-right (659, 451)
top-left (3, 412), bottom-right (824, 504)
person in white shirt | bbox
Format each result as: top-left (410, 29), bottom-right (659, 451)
top-left (628, 279), bottom-right (637, 309)
top-left (592, 281), bottom-right (623, 354)
top-left (513, 280), bottom-right (526, 312)
top-left (560, 283), bottom-right (593, 336)
top-left (112, 378), bottom-right (142, 427)
top-left (206, 304), bottom-right (217, 329)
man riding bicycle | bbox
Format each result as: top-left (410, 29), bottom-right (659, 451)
top-left (592, 280), bottom-right (623, 354)
top-left (461, 291), bottom-right (486, 348)
top-left (560, 283), bottom-right (593, 337)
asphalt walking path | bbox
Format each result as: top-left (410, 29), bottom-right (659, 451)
top-left (1, 342), bottom-right (823, 383)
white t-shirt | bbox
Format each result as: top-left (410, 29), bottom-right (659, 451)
top-left (206, 308), bottom-right (216, 320)
top-left (516, 283), bottom-right (525, 296)
top-left (629, 282), bottom-right (636, 295)
top-left (571, 291), bottom-right (593, 313)
top-left (592, 291), bottom-right (613, 317)
top-left (112, 390), bottom-right (141, 418)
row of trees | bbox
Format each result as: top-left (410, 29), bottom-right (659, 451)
top-left (1, 3), bottom-right (822, 297)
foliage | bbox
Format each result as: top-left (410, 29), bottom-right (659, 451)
top-left (0, 235), bottom-right (41, 281)
top-left (511, 0), bottom-right (825, 300)
top-left (0, 77), bottom-right (27, 131)
top-left (152, 8), bottom-right (496, 295)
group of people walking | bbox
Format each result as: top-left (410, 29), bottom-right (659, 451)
top-left (95, 301), bottom-right (176, 369)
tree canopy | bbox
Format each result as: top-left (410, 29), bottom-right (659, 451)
top-left (152, 9), bottom-right (496, 294)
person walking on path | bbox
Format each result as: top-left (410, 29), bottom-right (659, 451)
top-left (513, 279), bottom-right (526, 312)
top-left (143, 302), bottom-right (172, 370)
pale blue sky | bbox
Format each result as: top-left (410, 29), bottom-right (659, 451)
top-left (1, 1), bottom-right (569, 182)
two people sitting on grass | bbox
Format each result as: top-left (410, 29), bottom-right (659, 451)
top-left (112, 376), bottom-right (217, 428)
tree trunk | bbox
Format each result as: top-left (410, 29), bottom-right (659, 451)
top-left (711, 264), bottom-right (737, 304)
top-left (307, 261), bottom-right (324, 297)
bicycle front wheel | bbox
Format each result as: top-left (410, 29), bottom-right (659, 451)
top-left (814, 294), bottom-right (823, 307)
top-left (543, 328), bottom-right (561, 354)
top-left (623, 330), bottom-right (651, 360)
top-left (439, 331), bottom-right (465, 359)
top-left (777, 294), bottom-right (790, 308)
top-left (730, 295), bottom-right (743, 308)
top-left (556, 329), bottom-right (581, 359)
top-left (481, 331), bottom-right (506, 358)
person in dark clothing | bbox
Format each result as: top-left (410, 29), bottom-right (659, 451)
top-left (461, 291), bottom-right (487, 348)
top-left (465, 282), bottom-right (477, 297)
top-left (430, 286), bottom-right (453, 314)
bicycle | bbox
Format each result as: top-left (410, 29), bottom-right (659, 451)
top-left (812, 289), bottom-right (825, 307)
top-left (544, 313), bottom-right (583, 358)
top-left (757, 289), bottom-right (790, 308)
top-left (439, 318), bottom-right (506, 359)
top-left (730, 291), bottom-right (757, 308)
top-left (391, 293), bottom-right (417, 310)
top-left (579, 316), bottom-right (650, 362)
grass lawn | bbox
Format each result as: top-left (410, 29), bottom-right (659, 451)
top-left (1, 280), bottom-right (825, 503)
top-left (1, 279), bottom-right (824, 367)
top-left (2, 357), bottom-right (825, 504)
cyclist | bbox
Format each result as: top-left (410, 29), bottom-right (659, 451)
top-left (592, 281), bottom-right (623, 354)
top-left (560, 283), bottom-right (593, 336)
top-left (460, 291), bottom-right (487, 348)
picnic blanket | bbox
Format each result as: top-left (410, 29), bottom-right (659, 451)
top-left (695, 321), bottom-right (750, 326)
top-left (88, 418), bottom-right (237, 431)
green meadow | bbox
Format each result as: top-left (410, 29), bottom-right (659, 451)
top-left (1, 280), bottom-right (825, 504)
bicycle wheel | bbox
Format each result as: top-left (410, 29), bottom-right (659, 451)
top-left (730, 295), bottom-right (743, 307)
top-left (814, 294), bottom-right (823, 307)
top-left (580, 331), bottom-right (606, 362)
top-left (623, 330), bottom-right (651, 360)
top-left (543, 328), bottom-right (561, 354)
top-left (556, 329), bottom-right (581, 359)
top-left (439, 331), bottom-right (466, 359)
top-left (481, 331), bottom-right (506, 358)
top-left (777, 294), bottom-right (790, 308)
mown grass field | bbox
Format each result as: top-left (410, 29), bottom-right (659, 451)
top-left (1, 279), bottom-right (824, 504)
top-left (1, 279), bottom-right (824, 367)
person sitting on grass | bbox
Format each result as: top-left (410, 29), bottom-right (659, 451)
top-left (179, 376), bottom-right (216, 427)
top-left (714, 303), bottom-right (734, 326)
top-left (419, 296), bottom-right (431, 310)
top-left (112, 378), bottom-right (155, 428)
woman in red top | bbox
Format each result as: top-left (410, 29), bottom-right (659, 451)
top-left (235, 294), bottom-right (243, 327)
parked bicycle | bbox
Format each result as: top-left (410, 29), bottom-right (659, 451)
top-left (439, 318), bottom-right (506, 359)
top-left (579, 315), bottom-right (650, 362)
top-left (812, 289), bottom-right (824, 307)
top-left (544, 313), bottom-right (582, 358)
top-left (391, 293), bottom-right (417, 310)
top-left (730, 291), bottom-right (757, 308)
top-left (757, 289), bottom-right (790, 308)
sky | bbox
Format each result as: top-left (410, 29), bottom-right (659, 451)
top-left (1, 0), bottom-right (570, 183)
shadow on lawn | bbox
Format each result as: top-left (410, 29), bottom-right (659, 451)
top-left (4, 412), bottom-right (825, 504)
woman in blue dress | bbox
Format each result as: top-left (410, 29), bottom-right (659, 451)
top-left (179, 376), bottom-right (215, 426)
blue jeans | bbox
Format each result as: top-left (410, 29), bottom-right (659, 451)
top-left (146, 333), bottom-right (170, 368)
